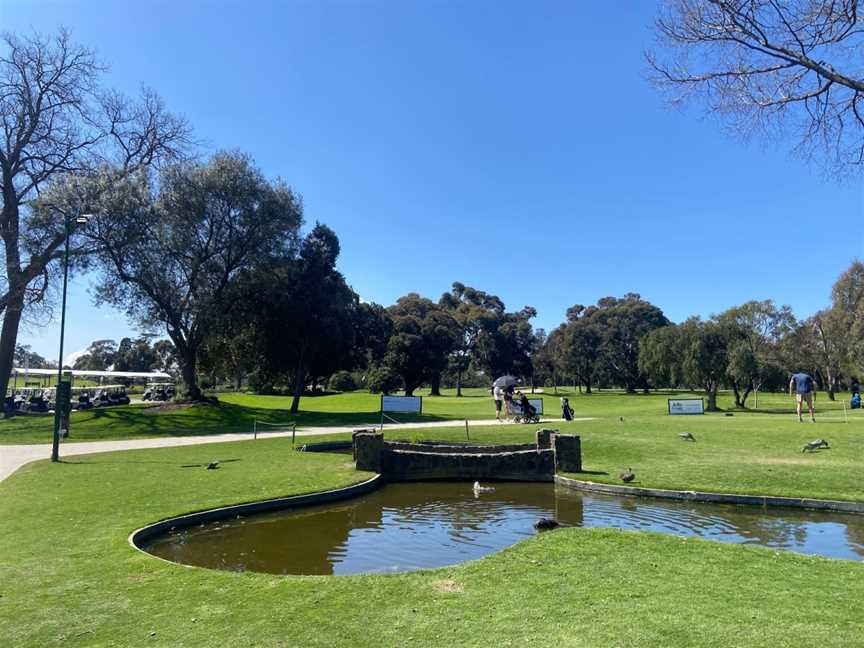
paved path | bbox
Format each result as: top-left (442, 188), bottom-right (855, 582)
top-left (0, 417), bottom-right (594, 484)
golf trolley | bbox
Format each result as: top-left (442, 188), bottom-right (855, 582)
top-left (507, 400), bottom-right (540, 424)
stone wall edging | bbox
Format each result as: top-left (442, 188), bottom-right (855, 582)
top-left (129, 474), bottom-right (384, 550)
top-left (554, 475), bottom-right (864, 514)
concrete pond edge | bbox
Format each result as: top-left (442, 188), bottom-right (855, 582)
top-left (554, 474), bottom-right (864, 514)
top-left (129, 474), bottom-right (384, 551)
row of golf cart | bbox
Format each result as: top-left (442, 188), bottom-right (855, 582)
top-left (4, 385), bottom-right (132, 413)
top-left (142, 383), bottom-right (176, 401)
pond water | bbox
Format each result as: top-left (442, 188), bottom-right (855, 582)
top-left (140, 481), bottom-right (864, 575)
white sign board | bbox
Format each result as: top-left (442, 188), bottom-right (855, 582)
top-left (381, 395), bottom-right (423, 414)
top-left (668, 399), bottom-right (705, 415)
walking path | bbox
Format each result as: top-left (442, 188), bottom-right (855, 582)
top-left (0, 417), bottom-right (594, 484)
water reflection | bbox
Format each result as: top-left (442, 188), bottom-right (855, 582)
top-left (141, 482), bottom-right (864, 575)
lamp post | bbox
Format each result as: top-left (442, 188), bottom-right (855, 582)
top-left (51, 212), bottom-right (93, 463)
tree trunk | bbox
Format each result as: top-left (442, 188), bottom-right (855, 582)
top-left (740, 385), bottom-right (752, 408)
top-left (429, 373), bottom-right (441, 396)
top-left (706, 385), bottom-right (718, 412)
top-left (584, 377), bottom-right (592, 394)
top-left (180, 348), bottom-right (201, 401)
top-left (456, 369), bottom-right (462, 397)
top-left (0, 299), bottom-right (24, 416)
top-left (290, 363), bottom-right (304, 413)
top-left (404, 386), bottom-right (415, 397)
top-left (552, 372), bottom-right (557, 395)
top-left (732, 383), bottom-right (742, 408)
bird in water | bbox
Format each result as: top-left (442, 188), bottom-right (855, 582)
top-left (619, 468), bottom-right (635, 483)
top-left (206, 460), bottom-right (220, 470)
top-left (533, 518), bottom-right (560, 531)
top-left (473, 481), bottom-right (495, 493)
top-left (678, 432), bottom-right (696, 442)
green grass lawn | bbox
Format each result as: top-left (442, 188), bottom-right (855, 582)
top-left (1, 438), bottom-right (862, 647)
top-left (0, 386), bottom-right (855, 444)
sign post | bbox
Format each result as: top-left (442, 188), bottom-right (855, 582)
top-left (54, 372), bottom-right (73, 440)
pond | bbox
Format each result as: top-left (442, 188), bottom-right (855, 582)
top-left (140, 481), bottom-right (864, 575)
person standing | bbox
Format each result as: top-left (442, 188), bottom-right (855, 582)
top-left (789, 371), bottom-right (816, 422)
top-left (493, 384), bottom-right (504, 422)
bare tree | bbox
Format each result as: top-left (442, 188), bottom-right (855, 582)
top-left (0, 29), bottom-right (191, 404)
top-left (647, 1), bottom-right (864, 174)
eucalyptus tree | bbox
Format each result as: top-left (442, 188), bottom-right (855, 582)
top-left (385, 294), bottom-right (458, 396)
top-left (716, 300), bottom-right (796, 406)
top-left (0, 29), bottom-right (190, 402)
top-left (83, 152), bottom-right (302, 400)
top-left (233, 224), bottom-right (360, 412)
top-left (439, 282), bottom-right (505, 395)
top-left (648, 0), bottom-right (864, 175)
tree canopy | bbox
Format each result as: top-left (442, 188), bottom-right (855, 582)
top-left (648, 0), bottom-right (864, 175)
top-left (0, 29), bottom-right (190, 403)
top-left (83, 152), bottom-right (302, 399)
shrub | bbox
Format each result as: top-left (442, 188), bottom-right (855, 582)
top-left (367, 366), bottom-right (402, 394)
top-left (327, 370), bottom-right (357, 392)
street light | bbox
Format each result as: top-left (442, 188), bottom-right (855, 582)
top-left (51, 212), bottom-right (94, 463)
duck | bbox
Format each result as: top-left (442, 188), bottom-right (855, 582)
top-left (619, 468), bottom-right (635, 483)
top-left (533, 518), bottom-right (560, 531)
top-left (678, 432), bottom-right (696, 442)
top-left (206, 460), bottom-right (220, 470)
top-left (801, 439), bottom-right (829, 452)
top-left (473, 481), bottom-right (495, 493)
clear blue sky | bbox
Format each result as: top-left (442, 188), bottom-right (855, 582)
top-left (5, 0), bottom-right (862, 363)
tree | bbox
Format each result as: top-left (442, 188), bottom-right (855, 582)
top-left (680, 320), bottom-right (729, 412)
top-left (531, 328), bottom-right (562, 393)
top-left (648, 0), bottom-right (864, 175)
top-left (559, 306), bottom-right (602, 393)
top-left (384, 294), bottom-right (458, 396)
top-left (641, 319), bottom-right (727, 410)
top-left (0, 29), bottom-right (190, 406)
top-left (236, 224), bottom-right (360, 413)
top-left (439, 282), bottom-right (505, 396)
top-left (639, 324), bottom-right (685, 388)
top-left (472, 305), bottom-right (537, 381)
top-left (717, 300), bottom-right (795, 407)
top-left (152, 339), bottom-right (178, 375)
top-left (592, 294), bottom-right (669, 392)
top-left (72, 338), bottom-right (117, 370)
top-left (84, 152), bottom-right (302, 400)
top-left (113, 335), bottom-right (160, 373)
top-left (828, 260), bottom-right (864, 374)
top-left (13, 344), bottom-right (51, 369)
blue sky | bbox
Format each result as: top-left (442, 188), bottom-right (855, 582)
top-left (4, 0), bottom-right (862, 362)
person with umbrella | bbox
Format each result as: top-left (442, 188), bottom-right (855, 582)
top-left (492, 376), bottom-right (519, 422)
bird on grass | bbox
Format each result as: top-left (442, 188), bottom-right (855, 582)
top-left (619, 417), bottom-right (625, 423)
top-left (678, 432), bottom-right (696, 442)
top-left (533, 518), bottom-right (560, 531)
top-left (801, 439), bottom-right (830, 453)
top-left (620, 468), bottom-right (635, 483)
top-left (206, 460), bottom-right (220, 470)
top-left (473, 481), bottom-right (495, 493)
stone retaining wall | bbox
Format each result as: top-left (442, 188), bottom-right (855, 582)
top-left (353, 429), bottom-right (582, 482)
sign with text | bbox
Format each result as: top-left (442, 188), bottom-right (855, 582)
top-left (668, 398), bottom-right (705, 415)
top-left (381, 395), bottom-right (423, 414)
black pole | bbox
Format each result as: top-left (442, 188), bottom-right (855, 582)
top-left (51, 214), bottom-right (72, 463)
